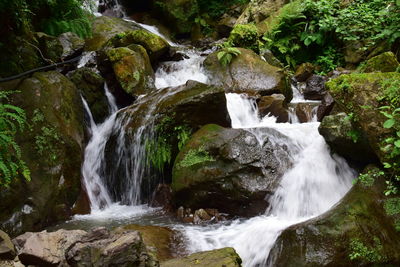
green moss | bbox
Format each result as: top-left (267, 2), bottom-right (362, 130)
top-left (349, 237), bottom-right (386, 263)
top-left (358, 52), bottom-right (400, 73)
top-left (228, 24), bottom-right (259, 52)
top-left (178, 146), bottom-right (215, 168)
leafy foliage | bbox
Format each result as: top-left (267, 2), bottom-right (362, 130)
top-left (178, 146), bottom-right (215, 168)
top-left (0, 0), bottom-right (93, 39)
top-left (263, 0), bottom-right (400, 71)
top-left (217, 47), bottom-right (241, 67)
top-left (0, 91), bottom-right (30, 187)
top-left (349, 237), bottom-right (385, 262)
top-left (377, 78), bottom-right (400, 195)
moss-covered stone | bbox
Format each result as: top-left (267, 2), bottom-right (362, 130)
top-left (171, 123), bottom-right (291, 216)
top-left (161, 247), bottom-right (242, 267)
top-left (155, 0), bottom-right (199, 35)
top-left (204, 48), bottom-right (291, 100)
top-left (85, 16), bottom-right (140, 51)
top-left (107, 30), bottom-right (170, 62)
top-left (119, 224), bottom-right (176, 262)
top-left (68, 67), bottom-right (109, 124)
top-left (358, 52), bottom-right (400, 73)
top-left (326, 72), bottom-right (400, 162)
top-left (318, 113), bottom-right (377, 164)
top-left (267, 176), bottom-right (400, 266)
top-left (106, 46), bottom-right (155, 96)
top-left (228, 24), bottom-right (259, 52)
top-left (0, 35), bottom-right (45, 78)
top-left (0, 71), bottom-right (84, 236)
top-left (236, 0), bottom-right (289, 25)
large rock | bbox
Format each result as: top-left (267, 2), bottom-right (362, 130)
top-left (68, 67), bottom-right (109, 124)
top-left (319, 113), bottom-right (377, 164)
top-left (13, 227), bottom-right (158, 267)
top-left (66, 227), bottom-right (158, 267)
top-left (155, 0), bottom-right (199, 35)
top-left (106, 30), bottom-right (170, 63)
top-left (204, 48), bottom-right (291, 100)
top-left (35, 32), bottom-right (84, 62)
top-left (0, 71), bottom-right (84, 236)
top-left (267, 176), bottom-right (400, 266)
top-left (0, 36), bottom-right (45, 78)
top-left (236, 0), bottom-right (289, 25)
top-left (14, 229), bottom-right (86, 266)
top-left (304, 74), bottom-right (327, 100)
top-left (161, 247), bottom-right (242, 267)
top-left (172, 124), bottom-right (291, 216)
top-left (257, 94), bottom-right (288, 122)
top-left (326, 72), bottom-right (400, 162)
top-left (85, 16), bottom-right (140, 51)
top-left (358, 51), bottom-right (400, 73)
top-left (119, 224), bottom-right (176, 261)
top-left (0, 230), bottom-right (16, 260)
top-left (106, 46), bottom-right (155, 96)
top-left (103, 81), bottom-right (230, 203)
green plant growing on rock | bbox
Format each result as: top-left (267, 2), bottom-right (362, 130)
top-left (349, 237), bottom-right (385, 262)
top-left (0, 91), bottom-right (30, 187)
top-left (384, 197), bottom-right (400, 231)
top-left (377, 78), bottom-right (400, 196)
top-left (178, 146), bottom-right (215, 168)
top-left (217, 47), bottom-right (241, 67)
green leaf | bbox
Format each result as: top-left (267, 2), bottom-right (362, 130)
top-left (383, 119), bottom-right (395, 129)
top-left (383, 162), bottom-right (392, 168)
top-left (395, 140), bottom-right (400, 148)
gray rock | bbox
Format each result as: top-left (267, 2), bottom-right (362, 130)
top-left (172, 124), bottom-right (292, 216)
top-left (0, 230), bottom-right (16, 260)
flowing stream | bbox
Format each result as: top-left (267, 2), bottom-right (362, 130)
top-left (73, 4), bottom-right (357, 266)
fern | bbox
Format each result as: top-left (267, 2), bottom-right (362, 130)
top-left (217, 47), bottom-right (242, 67)
top-left (0, 91), bottom-right (30, 187)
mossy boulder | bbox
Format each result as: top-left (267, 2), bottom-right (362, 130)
top-left (106, 46), bottom-right (155, 96)
top-left (0, 71), bottom-right (84, 236)
top-left (161, 247), bottom-right (242, 267)
top-left (228, 24), bottom-right (259, 52)
top-left (104, 81), bottom-right (230, 203)
top-left (155, 0), bottom-right (199, 35)
top-left (318, 113), bottom-right (377, 164)
top-left (119, 224), bottom-right (176, 262)
top-left (0, 35), bottom-right (45, 78)
top-left (172, 124), bottom-right (291, 216)
top-left (358, 52), bottom-right (400, 73)
top-left (326, 72), bottom-right (400, 162)
top-left (267, 174), bottom-right (400, 266)
top-left (204, 48), bottom-right (291, 100)
top-left (107, 30), bottom-right (170, 63)
top-left (236, 0), bottom-right (289, 25)
top-left (85, 16), bottom-right (140, 51)
top-left (68, 67), bottom-right (109, 124)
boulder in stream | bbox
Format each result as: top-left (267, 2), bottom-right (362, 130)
top-left (161, 247), bottom-right (242, 267)
top-left (172, 124), bottom-right (292, 217)
top-left (267, 173), bottom-right (400, 266)
top-left (106, 46), bottom-right (155, 97)
top-left (204, 48), bottom-right (291, 100)
top-left (0, 71), bottom-right (85, 236)
top-left (326, 72), bottom-right (400, 162)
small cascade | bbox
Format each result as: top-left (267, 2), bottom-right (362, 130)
top-left (81, 84), bottom-right (117, 210)
top-left (179, 93), bottom-right (355, 266)
top-left (155, 49), bottom-right (209, 89)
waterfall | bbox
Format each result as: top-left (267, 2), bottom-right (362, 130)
top-left (179, 93), bottom-right (355, 267)
top-left (76, 3), bottom-right (355, 265)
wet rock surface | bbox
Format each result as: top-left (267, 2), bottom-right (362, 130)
top-left (0, 71), bottom-right (84, 236)
top-left (204, 48), bottom-right (291, 100)
top-left (267, 178), bottom-right (400, 266)
top-left (172, 124), bottom-right (292, 217)
top-left (161, 247), bottom-right (242, 267)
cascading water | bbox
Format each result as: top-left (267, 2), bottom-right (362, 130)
top-left (178, 94), bottom-right (355, 266)
top-left (76, 3), bottom-right (356, 265)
